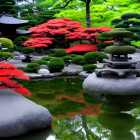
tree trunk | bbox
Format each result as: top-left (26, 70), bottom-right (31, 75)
top-left (86, 0), bottom-right (91, 28)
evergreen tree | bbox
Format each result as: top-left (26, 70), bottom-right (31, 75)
top-left (111, 13), bottom-right (140, 46)
top-left (0, 0), bottom-right (17, 17)
top-left (36, 10), bottom-right (60, 24)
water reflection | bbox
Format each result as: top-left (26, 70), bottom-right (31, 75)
top-left (16, 78), bottom-right (140, 140)
top-left (4, 125), bottom-right (52, 140)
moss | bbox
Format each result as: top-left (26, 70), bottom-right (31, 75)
top-left (109, 28), bottom-right (134, 39)
top-left (104, 45), bottom-right (136, 54)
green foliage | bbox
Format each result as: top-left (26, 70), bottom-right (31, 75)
top-left (121, 13), bottom-right (140, 20)
top-left (131, 40), bottom-right (140, 47)
top-left (48, 53), bottom-right (55, 57)
top-left (13, 36), bottom-right (29, 46)
top-left (111, 19), bottom-right (124, 25)
top-left (0, 0), bottom-right (17, 16)
top-left (23, 63), bottom-right (40, 73)
top-left (0, 52), bottom-right (14, 61)
top-left (0, 38), bottom-right (13, 49)
top-left (34, 59), bottom-right (48, 66)
top-left (83, 64), bottom-right (97, 73)
top-left (84, 51), bottom-right (109, 63)
top-left (96, 42), bottom-right (112, 48)
top-left (68, 54), bottom-right (77, 57)
top-left (71, 56), bottom-right (85, 65)
top-left (48, 57), bottom-right (65, 72)
top-left (37, 10), bottom-right (59, 23)
top-left (21, 47), bottom-right (35, 54)
top-left (55, 49), bottom-right (66, 57)
top-left (62, 56), bottom-right (72, 63)
top-left (41, 57), bottom-right (51, 61)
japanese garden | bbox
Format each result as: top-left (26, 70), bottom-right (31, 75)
top-left (1, 0), bottom-right (140, 139)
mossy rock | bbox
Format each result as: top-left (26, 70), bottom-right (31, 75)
top-left (104, 45), bottom-right (136, 54)
top-left (109, 28), bottom-right (134, 39)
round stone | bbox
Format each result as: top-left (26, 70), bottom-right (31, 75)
top-left (37, 69), bottom-right (50, 75)
top-left (83, 73), bottom-right (140, 95)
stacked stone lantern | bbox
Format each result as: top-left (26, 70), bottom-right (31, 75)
top-left (95, 28), bottom-right (140, 77)
top-left (83, 28), bottom-right (140, 140)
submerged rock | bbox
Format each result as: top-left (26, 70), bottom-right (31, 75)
top-left (0, 89), bottom-right (52, 137)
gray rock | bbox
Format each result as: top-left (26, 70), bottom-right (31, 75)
top-left (40, 64), bottom-right (48, 69)
top-left (83, 73), bottom-right (140, 95)
top-left (0, 89), bottom-right (52, 137)
top-left (13, 51), bottom-right (20, 56)
top-left (135, 59), bottom-right (140, 69)
top-left (37, 69), bottom-right (50, 75)
top-left (13, 56), bottom-right (21, 60)
top-left (79, 71), bottom-right (91, 78)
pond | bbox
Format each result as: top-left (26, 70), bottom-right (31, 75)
top-left (4, 77), bottom-right (140, 140)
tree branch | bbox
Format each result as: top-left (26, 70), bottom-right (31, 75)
top-left (54, 0), bottom-right (73, 10)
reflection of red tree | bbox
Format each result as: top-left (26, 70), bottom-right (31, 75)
top-left (52, 104), bottom-right (103, 118)
top-left (36, 90), bottom-right (103, 118)
top-left (0, 63), bottom-right (31, 96)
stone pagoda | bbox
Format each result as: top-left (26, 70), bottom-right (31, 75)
top-left (83, 28), bottom-right (140, 140)
top-left (0, 12), bottom-right (33, 40)
top-left (95, 28), bottom-right (140, 77)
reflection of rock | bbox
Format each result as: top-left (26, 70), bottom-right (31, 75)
top-left (0, 89), bottom-right (52, 137)
top-left (5, 125), bottom-right (52, 140)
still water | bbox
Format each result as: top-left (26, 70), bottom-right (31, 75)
top-left (4, 77), bottom-right (140, 140)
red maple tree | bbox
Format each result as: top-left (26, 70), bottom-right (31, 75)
top-left (24, 18), bottom-right (114, 53)
top-left (0, 63), bottom-right (31, 96)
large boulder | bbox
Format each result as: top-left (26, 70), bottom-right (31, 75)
top-left (0, 89), bottom-right (52, 137)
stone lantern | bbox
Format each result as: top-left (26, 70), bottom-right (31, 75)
top-left (83, 28), bottom-right (140, 140)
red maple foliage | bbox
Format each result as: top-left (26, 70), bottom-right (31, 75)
top-left (0, 63), bottom-right (31, 96)
top-left (65, 44), bottom-right (99, 53)
top-left (24, 18), bottom-right (114, 52)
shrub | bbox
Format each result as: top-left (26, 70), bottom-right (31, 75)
top-left (13, 36), bottom-right (29, 46)
top-left (55, 49), bottom-right (66, 57)
top-left (34, 59), bottom-right (48, 65)
top-left (48, 58), bottom-right (65, 72)
top-left (49, 53), bottom-right (55, 57)
top-left (68, 54), bottom-right (77, 57)
top-left (23, 63), bottom-right (40, 73)
top-left (0, 52), bottom-right (14, 61)
top-left (83, 64), bottom-right (97, 73)
top-left (41, 57), bottom-right (51, 61)
top-left (62, 56), bottom-right (72, 63)
top-left (0, 38), bottom-right (13, 49)
top-left (71, 56), bottom-right (85, 65)
top-left (21, 47), bottom-right (35, 54)
top-left (84, 51), bottom-right (109, 64)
